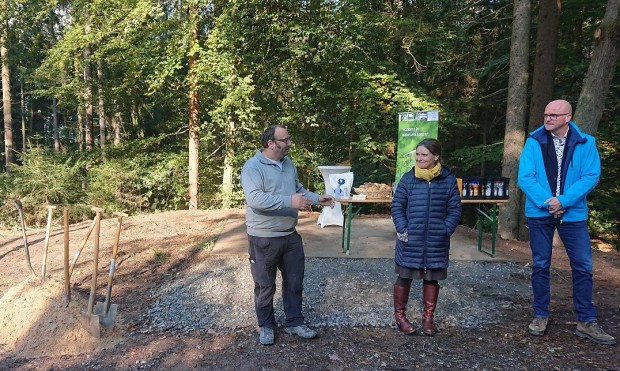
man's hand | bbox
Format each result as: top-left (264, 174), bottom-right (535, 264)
top-left (291, 193), bottom-right (313, 210)
top-left (318, 194), bottom-right (335, 208)
top-left (544, 197), bottom-right (564, 215)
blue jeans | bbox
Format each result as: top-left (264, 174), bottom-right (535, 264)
top-left (248, 232), bottom-right (305, 328)
top-left (527, 217), bottom-right (596, 322)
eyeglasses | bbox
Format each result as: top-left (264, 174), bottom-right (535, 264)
top-left (544, 113), bottom-right (571, 120)
top-left (273, 137), bottom-right (292, 144)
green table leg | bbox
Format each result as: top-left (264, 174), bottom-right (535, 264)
top-left (490, 203), bottom-right (498, 257)
top-left (341, 203), bottom-right (361, 255)
top-left (341, 204), bottom-right (348, 253)
top-left (477, 206), bottom-right (483, 253)
top-left (475, 203), bottom-right (498, 257)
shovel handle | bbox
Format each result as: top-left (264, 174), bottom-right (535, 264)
top-left (68, 219), bottom-right (97, 278)
top-left (87, 207), bottom-right (104, 314)
top-left (110, 212), bottom-right (128, 258)
top-left (63, 207), bottom-right (71, 304)
top-left (15, 198), bottom-right (36, 277)
top-left (102, 212), bottom-right (128, 314)
top-left (41, 205), bottom-right (57, 280)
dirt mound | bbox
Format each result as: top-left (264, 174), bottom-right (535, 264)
top-left (0, 209), bottom-right (231, 360)
top-left (0, 277), bottom-right (121, 358)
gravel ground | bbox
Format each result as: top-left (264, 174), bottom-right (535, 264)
top-left (145, 256), bottom-right (532, 334)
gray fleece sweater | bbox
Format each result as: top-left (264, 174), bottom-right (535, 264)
top-left (240, 150), bottom-right (320, 237)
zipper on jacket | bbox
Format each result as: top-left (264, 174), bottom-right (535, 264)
top-left (423, 180), bottom-right (431, 271)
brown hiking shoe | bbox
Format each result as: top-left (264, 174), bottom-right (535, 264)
top-left (575, 321), bottom-right (616, 346)
top-left (528, 316), bottom-right (548, 336)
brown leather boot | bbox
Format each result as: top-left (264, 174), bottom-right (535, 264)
top-left (422, 282), bottom-right (440, 336)
top-left (393, 284), bottom-right (416, 334)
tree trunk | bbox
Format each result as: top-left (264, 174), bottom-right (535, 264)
top-left (528, 0), bottom-right (561, 131)
top-left (112, 112), bottom-right (121, 145)
top-left (29, 101), bottom-right (34, 136)
top-left (574, 0), bottom-right (620, 135)
top-left (1, 29), bottom-right (14, 172)
top-left (77, 105), bottom-right (84, 151)
top-left (221, 62), bottom-right (238, 208)
top-left (52, 98), bottom-right (60, 152)
top-left (97, 63), bottom-right (106, 148)
top-left (83, 46), bottom-right (93, 151)
top-left (222, 115), bottom-right (235, 208)
top-left (187, 3), bottom-right (200, 210)
top-left (20, 79), bottom-right (26, 151)
top-left (19, 79), bottom-right (26, 151)
top-left (499, 0), bottom-right (531, 240)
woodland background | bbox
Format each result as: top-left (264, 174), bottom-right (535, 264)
top-left (0, 0), bottom-right (618, 249)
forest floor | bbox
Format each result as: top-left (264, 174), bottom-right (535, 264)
top-left (0, 209), bottom-right (619, 370)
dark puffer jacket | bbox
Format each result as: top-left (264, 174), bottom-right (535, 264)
top-left (391, 166), bottom-right (462, 270)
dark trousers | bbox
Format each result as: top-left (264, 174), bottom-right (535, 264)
top-left (248, 231), bottom-right (305, 328)
top-left (527, 217), bottom-right (596, 322)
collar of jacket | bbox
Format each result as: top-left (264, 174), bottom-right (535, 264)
top-left (257, 150), bottom-right (290, 165)
top-left (529, 121), bottom-right (587, 147)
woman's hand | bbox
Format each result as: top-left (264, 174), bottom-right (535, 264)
top-left (397, 231), bottom-right (408, 242)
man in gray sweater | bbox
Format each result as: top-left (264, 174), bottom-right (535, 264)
top-left (241, 124), bottom-right (334, 346)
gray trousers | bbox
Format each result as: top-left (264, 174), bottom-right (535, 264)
top-left (248, 231), bottom-right (305, 328)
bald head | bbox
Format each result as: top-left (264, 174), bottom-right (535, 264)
top-left (545, 99), bottom-right (572, 115)
top-left (543, 99), bottom-right (573, 137)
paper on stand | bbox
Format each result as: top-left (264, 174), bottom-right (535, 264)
top-left (317, 171), bottom-right (354, 228)
top-left (329, 172), bottom-right (354, 199)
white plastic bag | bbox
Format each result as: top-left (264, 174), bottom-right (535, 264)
top-left (329, 172), bottom-right (354, 199)
top-left (317, 172), bottom-right (354, 228)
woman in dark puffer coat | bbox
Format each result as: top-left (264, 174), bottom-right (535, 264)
top-left (391, 139), bottom-right (462, 336)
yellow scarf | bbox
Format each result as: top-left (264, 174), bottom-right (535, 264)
top-left (414, 162), bottom-right (442, 181)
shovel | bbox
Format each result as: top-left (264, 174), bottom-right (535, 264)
top-left (95, 212), bottom-right (128, 329)
top-left (68, 218), bottom-right (97, 279)
top-left (63, 207), bottom-right (71, 305)
top-left (14, 198), bottom-right (36, 277)
top-left (41, 205), bottom-right (57, 281)
top-left (78, 207), bottom-right (103, 338)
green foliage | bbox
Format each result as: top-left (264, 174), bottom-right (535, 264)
top-left (0, 147), bottom-right (86, 226)
top-left (349, 74), bottom-right (440, 186)
top-left (0, 172), bottom-right (11, 202)
top-left (0, 138), bottom-right (188, 227)
top-left (85, 160), bottom-right (145, 212)
top-left (11, 147), bottom-right (86, 206)
top-left (152, 248), bottom-right (169, 265)
top-left (0, 172), bottom-right (17, 229)
top-left (449, 142), bottom-right (505, 176)
top-left (194, 238), bottom-right (216, 253)
top-left (88, 137), bottom-right (188, 213)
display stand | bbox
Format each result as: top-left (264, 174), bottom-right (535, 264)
top-left (317, 165), bottom-right (351, 228)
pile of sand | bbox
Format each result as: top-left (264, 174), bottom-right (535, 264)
top-left (0, 277), bottom-right (122, 358)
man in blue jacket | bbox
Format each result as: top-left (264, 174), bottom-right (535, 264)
top-left (518, 99), bottom-right (615, 345)
top-left (241, 124), bottom-right (334, 346)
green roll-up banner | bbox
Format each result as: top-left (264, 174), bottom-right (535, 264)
top-left (395, 111), bottom-right (439, 185)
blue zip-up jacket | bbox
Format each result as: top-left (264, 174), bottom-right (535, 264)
top-left (518, 122), bottom-right (600, 222)
top-left (241, 150), bottom-right (320, 237)
top-left (391, 166), bottom-right (462, 270)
